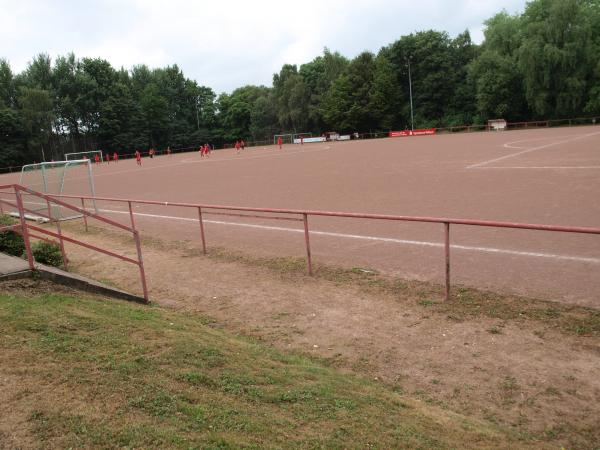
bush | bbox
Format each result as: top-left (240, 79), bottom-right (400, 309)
top-left (0, 214), bottom-right (25, 257)
top-left (31, 241), bottom-right (64, 267)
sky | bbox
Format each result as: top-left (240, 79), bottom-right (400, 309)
top-left (0, 0), bottom-right (528, 94)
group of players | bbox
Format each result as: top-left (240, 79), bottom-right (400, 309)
top-left (89, 147), bottom-right (174, 166)
top-left (199, 143), bottom-right (212, 157)
top-left (234, 140), bottom-right (246, 154)
top-left (89, 137), bottom-right (280, 166)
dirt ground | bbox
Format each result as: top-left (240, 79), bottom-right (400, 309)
top-left (56, 222), bottom-right (600, 448)
top-left (2, 126), bottom-right (599, 305)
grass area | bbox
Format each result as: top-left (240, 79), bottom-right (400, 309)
top-left (0, 279), bottom-right (521, 449)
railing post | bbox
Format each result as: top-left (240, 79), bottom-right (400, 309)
top-left (133, 230), bottom-right (149, 303)
top-left (128, 201), bottom-right (136, 229)
top-left (15, 188), bottom-right (34, 270)
top-left (303, 213), bottom-right (313, 276)
top-left (127, 200), bottom-right (148, 301)
top-left (81, 197), bottom-right (88, 232)
top-left (47, 198), bottom-right (68, 270)
top-left (444, 222), bottom-right (450, 301)
top-left (198, 207), bottom-right (207, 254)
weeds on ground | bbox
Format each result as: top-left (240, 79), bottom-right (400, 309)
top-left (0, 280), bottom-right (508, 449)
top-left (58, 222), bottom-right (600, 339)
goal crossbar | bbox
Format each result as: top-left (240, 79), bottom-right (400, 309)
top-left (65, 150), bottom-right (103, 162)
top-left (19, 159), bottom-right (98, 220)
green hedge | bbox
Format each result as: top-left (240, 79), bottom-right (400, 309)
top-left (31, 241), bottom-right (64, 267)
top-left (0, 215), bottom-right (25, 257)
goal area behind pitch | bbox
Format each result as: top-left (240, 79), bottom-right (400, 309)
top-left (19, 160), bottom-right (98, 220)
top-left (274, 132), bottom-right (313, 145)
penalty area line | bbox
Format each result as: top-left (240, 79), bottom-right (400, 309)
top-left (467, 131), bottom-right (600, 169)
top-left (97, 208), bottom-right (600, 265)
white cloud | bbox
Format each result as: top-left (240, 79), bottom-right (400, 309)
top-left (0, 0), bottom-right (528, 92)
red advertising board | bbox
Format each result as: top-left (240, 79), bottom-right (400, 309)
top-left (389, 128), bottom-right (436, 137)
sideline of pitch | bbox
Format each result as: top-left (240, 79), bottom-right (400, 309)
top-left (93, 207), bottom-right (600, 265)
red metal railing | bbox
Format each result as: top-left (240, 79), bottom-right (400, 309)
top-left (35, 192), bottom-right (600, 302)
top-left (0, 184), bottom-right (149, 302)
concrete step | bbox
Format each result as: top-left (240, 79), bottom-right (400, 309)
top-left (0, 252), bottom-right (147, 304)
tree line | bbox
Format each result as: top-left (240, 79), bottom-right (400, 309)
top-left (1, 0), bottom-right (598, 168)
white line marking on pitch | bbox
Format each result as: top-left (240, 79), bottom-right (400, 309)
top-left (97, 208), bottom-right (600, 265)
top-left (475, 166), bottom-right (600, 170)
top-left (501, 135), bottom-right (577, 149)
top-left (467, 131), bottom-right (600, 169)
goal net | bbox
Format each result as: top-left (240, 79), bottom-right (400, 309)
top-left (19, 160), bottom-right (98, 221)
top-left (274, 134), bottom-right (294, 145)
top-left (65, 150), bottom-right (103, 162)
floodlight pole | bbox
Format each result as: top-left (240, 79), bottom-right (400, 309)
top-left (407, 58), bottom-right (414, 131)
top-left (195, 96), bottom-right (200, 130)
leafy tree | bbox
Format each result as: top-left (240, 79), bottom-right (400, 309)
top-left (98, 82), bottom-right (147, 151)
top-left (0, 59), bottom-right (16, 107)
top-left (468, 13), bottom-right (528, 121)
top-left (323, 52), bottom-right (378, 131)
top-left (518, 0), bottom-right (595, 117)
top-left (369, 52), bottom-right (403, 130)
top-left (250, 92), bottom-right (277, 141)
top-left (20, 53), bottom-right (53, 90)
top-left (52, 53), bottom-right (82, 136)
top-left (218, 85), bottom-right (272, 141)
top-left (18, 87), bottom-right (54, 161)
top-left (0, 107), bottom-right (30, 166)
top-left (273, 64), bottom-right (310, 132)
top-left (140, 83), bottom-right (169, 147)
top-left (299, 48), bottom-right (349, 131)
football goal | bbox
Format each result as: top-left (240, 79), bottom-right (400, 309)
top-left (19, 159), bottom-right (98, 220)
top-left (273, 134), bottom-right (294, 145)
top-left (65, 150), bottom-right (103, 162)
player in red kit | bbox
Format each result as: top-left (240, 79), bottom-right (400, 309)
top-left (135, 150), bottom-right (141, 166)
top-left (113, 152), bottom-right (118, 163)
top-left (235, 140), bottom-right (241, 155)
top-left (277, 136), bottom-right (283, 149)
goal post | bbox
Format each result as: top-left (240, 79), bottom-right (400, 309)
top-left (19, 159), bottom-right (98, 220)
top-left (65, 150), bottom-right (103, 162)
top-left (292, 132), bottom-right (312, 140)
top-left (273, 134), bottom-right (294, 145)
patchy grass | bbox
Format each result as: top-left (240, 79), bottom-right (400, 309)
top-left (60, 222), bottom-right (600, 340)
top-left (203, 246), bottom-right (600, 338)
top-left (0, 279), bottom-right (521, 449)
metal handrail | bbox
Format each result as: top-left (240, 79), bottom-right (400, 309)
top-left (0, 184), bottom-right (149, 302)
top-left (39, 191), bottom-right (600, 302)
